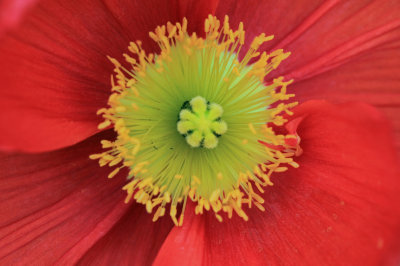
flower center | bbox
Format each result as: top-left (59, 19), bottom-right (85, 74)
top-left (177, 96), bottom-right (227, 149)
top-left (91, 15), bottom-right (299, 226)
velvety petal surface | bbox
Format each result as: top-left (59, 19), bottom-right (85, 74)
top-left (290, 41), bottom-right (400, 152)
top-left (77, 203), bottom-right (174, 266)
top-left (0, 0), bottom-right (38, 36)
top-left (153, 202), bottom-right (206, 266)
top-left (0, 0), bottom-right (216, 153)
top-left (0, 130), bottom-right (130, 265)
top-left (215, 0), bottom-right (399, 79)
top-left (154, 100), bottom-right (400, 266)
top-left (215, 0), bottom-right (400, 151)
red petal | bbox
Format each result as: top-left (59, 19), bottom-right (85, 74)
top-left (0, 130), bottom-right (130, 264)
top-left (291, 44), bottom-right (400, 153)
top-left (215, 0), bottom-right (331, 51)
top-left (278, 1), bottom-right (400, 152)
top-left (0, 0), bottom-right (38, 36)
top-left (153, 101), bottom-right (400, 265)
top-left (153, 202), bottom-right (205, 266)
top-left (178, 0), bottom-right (219, 35)
top-left (77, 204), bottom-right (174, 265)
top-left (219, 0), bottom-right (400, 80)
top-left (216, 0), bottom-right (400, 152)
top-left (0, 0), bottom-right (217, 153)
top-left (274, 1), bottom-right (400, 80)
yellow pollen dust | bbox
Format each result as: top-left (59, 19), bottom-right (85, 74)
top-left (91, 15), bottom-right (299, 226)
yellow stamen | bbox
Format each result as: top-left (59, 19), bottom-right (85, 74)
top-left (90, 15), bottom-right (299, 226)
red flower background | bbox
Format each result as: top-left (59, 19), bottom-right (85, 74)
top-left (0, 0), bottom-right (399, 265)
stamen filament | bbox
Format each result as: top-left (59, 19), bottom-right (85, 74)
top-left (91, 15), bottom-right (299, 225)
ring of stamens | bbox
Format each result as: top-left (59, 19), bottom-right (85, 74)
top-left (177, 96), bottom-right (227, 149)
top-left (91, 15), bottom-right (299, 226)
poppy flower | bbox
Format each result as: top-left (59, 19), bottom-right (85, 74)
top-left (1, 0), bottom-right (400, 265)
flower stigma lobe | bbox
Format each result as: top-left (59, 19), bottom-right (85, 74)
top-left (91, 15), bottom-right (299, 226)
top-left (177, 96), bottom-right (227, 149)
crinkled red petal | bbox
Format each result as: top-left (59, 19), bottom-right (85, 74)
top-left (215, 0), bottom-right (400, 152)
top-left (77, 203), bottom-right (174, 266)
top-left (292, 45), bottom-right (400, 153)
top-left (0, 0), bottom-right (217, 153)
top-left (0, 130), bottom-right (130, 264)
top-left (0, 0), bottom-right (38, 37)
top-left (154, 100), bottom-right (400, 266)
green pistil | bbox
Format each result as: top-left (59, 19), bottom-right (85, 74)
top-left (177, 96), bottom-right (227, 149)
